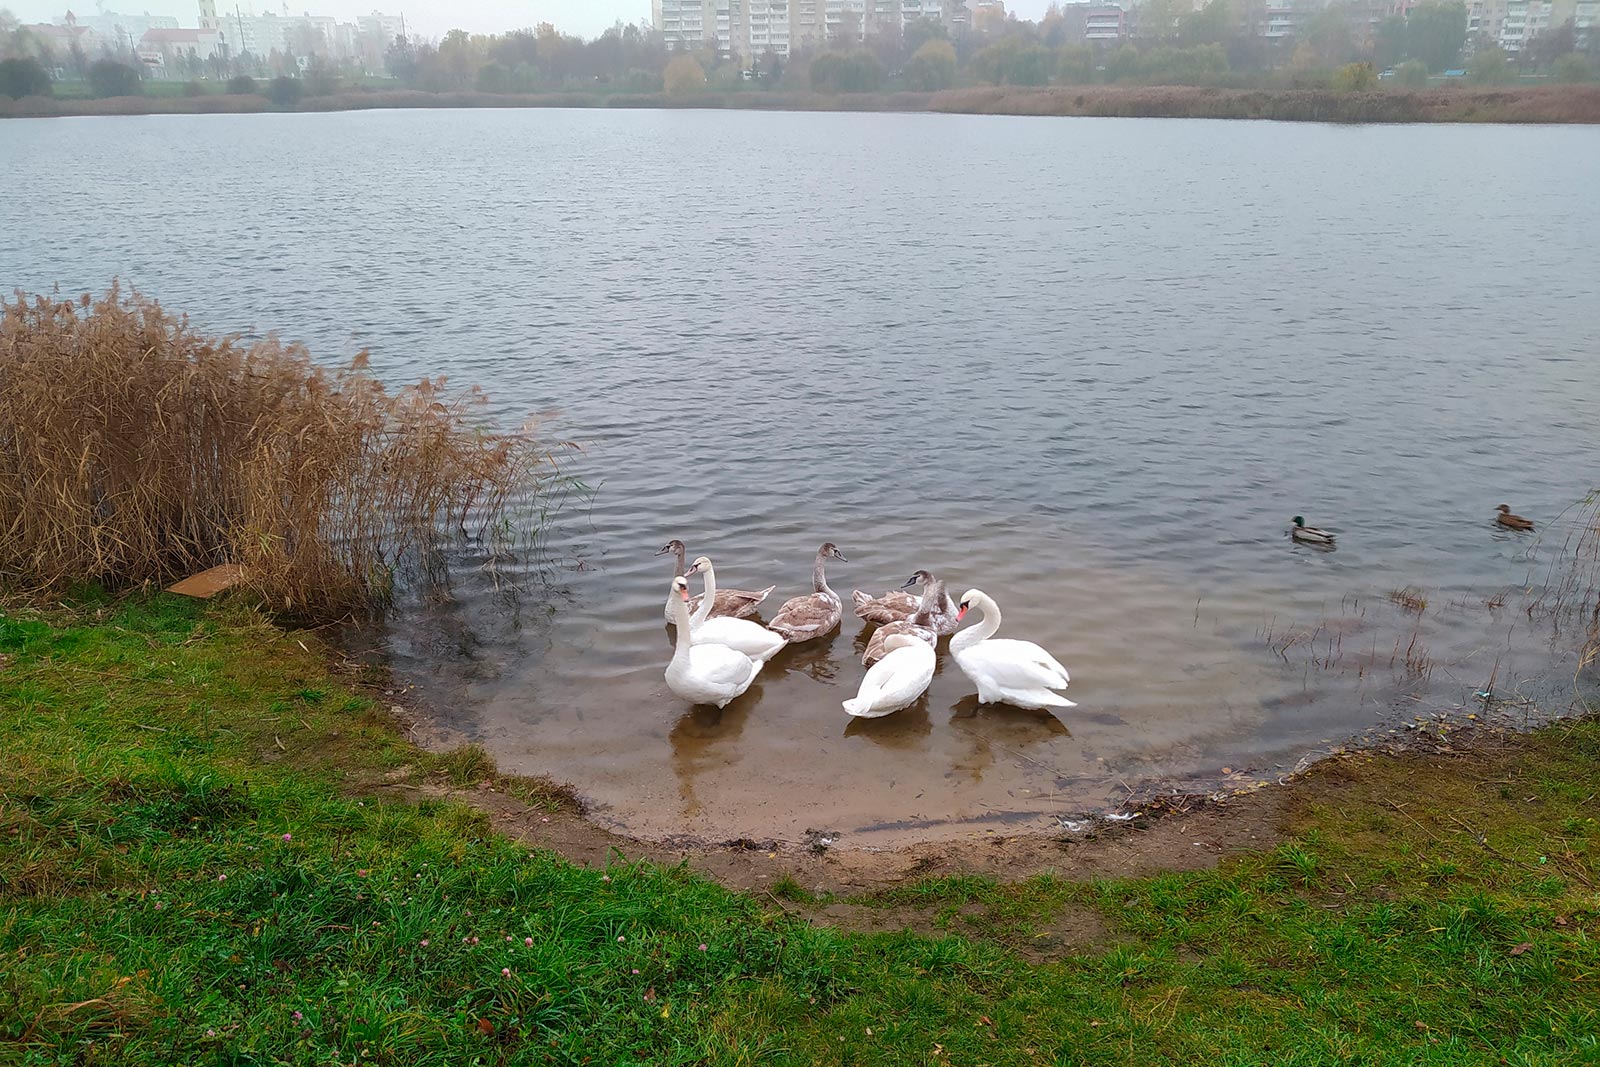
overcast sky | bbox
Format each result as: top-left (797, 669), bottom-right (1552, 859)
top-left (11, 0), bottom-right (1055, 40)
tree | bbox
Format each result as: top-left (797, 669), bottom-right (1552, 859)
top-left (1179, 0), bottom-right (1233, 46)
top-left (303, 58), bottom-right (340, 96)
top-left (1552, 52), bottom-right (1594, 82)
top-left (265, 74), bottom-right (303, 106)
top-left (1394, 58), bottom-right (1429, 85)
top-left (1526, 18), bottom-right (1575, 70)
top-left (901, 38), bottom-right (956, 90)
top-left (1407, 2), bottom-right (1468, 72)
top-left (902, 16), bottom-right (947, 54)
top-left (663, 53), bottom-right (704, 94)
top-left (476, 60), bottom-right (510, 92)
top-left (971, 39), bottom-right (1055, 85)
top-left (226, 73), bottom-right (257, 94)
top-left (384, 35), bottom-right (416, 82)
top-left (1303, 5), bottom-right (1356, 66)
top-left (0, 55), bottom-right (50, 98)
top-left (1375, 15), bottom-right (1408, 68)
top-left (1135, 0), bottom-right (1187, 40)
top-left (87, 59), bottom-right (141, 97)
top-left (1466, 45), bottom-right (1513, 83)
top-left (182, 78), bottom-right (206, 96)
top-left (1057, 43), bottom-right (1094, 83)
top-left (808, 50), bottom-right (884, 92)
top-left (1332, 60), bottom-right (1377, 90)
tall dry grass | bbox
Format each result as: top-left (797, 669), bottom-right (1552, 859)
top-left (0, 287), bottom-right (559, 619)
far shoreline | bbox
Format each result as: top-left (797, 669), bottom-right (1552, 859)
top-left (5, 83), bottom-right (1599, 124)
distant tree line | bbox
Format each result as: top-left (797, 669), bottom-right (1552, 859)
top-left (4, 0), bottom-right (1597, 104)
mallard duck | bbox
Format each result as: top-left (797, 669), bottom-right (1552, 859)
top-left (950, 589), bottom-right (1075, 710)
top-left (1290, 516), bottom-right (1336, 546)
top-left (768, 543), bottom-right (847, 644)
top-left (1494, 504), bottom-right (1534, 531)
top-left (657, 540), bottom-right (774, 624)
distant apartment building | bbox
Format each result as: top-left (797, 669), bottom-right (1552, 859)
top-left (654, 0), bottom-right (944, 58)
top-left (1464, 0), bottom-right (1572, 51)
top-left (25, 13), bottom-right (102, 59)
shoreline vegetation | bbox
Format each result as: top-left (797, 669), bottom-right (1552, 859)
top-left (0, 289), bottom-right (563, 621)
top-left (4, 82), bottom-right (1600, 123)
top-left (3, 592), bottom-right (1597, 1063)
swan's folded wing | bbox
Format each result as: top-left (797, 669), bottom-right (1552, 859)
top-left (771, 594), bottom-right (838, 639)
top-left (689, 644), bottom-right (757, 686)
top-left (979, 640), bottom-right (1070, 690)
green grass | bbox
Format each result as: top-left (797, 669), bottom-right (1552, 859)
top-left (2, 595), bottom-right (1597, 1064)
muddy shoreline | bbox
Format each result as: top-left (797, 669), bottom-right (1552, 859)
top-left (383, 675), bottom-right (1567, 895)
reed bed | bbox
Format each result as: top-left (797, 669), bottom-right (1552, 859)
top-left (0, 287), bottom-right (558, 620)
top-left (6, 84), bottom-right (1597, 124)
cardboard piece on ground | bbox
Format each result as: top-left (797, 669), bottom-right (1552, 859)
top-left (166, 563), bottom-right (244, 599)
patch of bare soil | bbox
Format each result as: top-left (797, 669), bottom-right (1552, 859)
top-left (363, 769), bottom-right (1287, 898)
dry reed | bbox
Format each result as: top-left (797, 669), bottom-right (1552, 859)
top-left (0, 287), bottom-right (559, 619)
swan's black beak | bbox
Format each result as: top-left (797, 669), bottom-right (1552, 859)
top-left (655, 545), bottom-right (671, 556)
top-left (833, 551), bottom-right (848, 563)
top-left (901, 575), bottom-right (918, 588)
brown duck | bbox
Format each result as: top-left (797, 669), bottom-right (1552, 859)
top-left (1494, 504), bottom-right (1534, 531)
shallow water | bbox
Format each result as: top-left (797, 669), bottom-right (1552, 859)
top-left (4, 110), bottom-right (1598, 844)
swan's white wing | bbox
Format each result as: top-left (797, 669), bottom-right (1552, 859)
top-left (970, 639), bottom-right (1070, 690)
top-left (878, 645), bottom-right (935, 691)
top-left (688, 643), bottom-right (757, 687)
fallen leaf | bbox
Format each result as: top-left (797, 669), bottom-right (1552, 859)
top-left (1554, 916), bottom-right (1570, 927)
top-left (643, 988), bottom-right (656, 1003)
top-left (1414, 1020), bottom-right (1428, 1031)
top-left (475, 1019), bottom-right (494, 1035)
top-left (1509, 942), bottom-right (1533, 956)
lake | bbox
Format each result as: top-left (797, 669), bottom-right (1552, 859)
top-left (4, 108), bottom-right (1598, 846)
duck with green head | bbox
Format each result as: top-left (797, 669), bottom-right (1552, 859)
top-left (1291, 516), bottom-right (1336, 546)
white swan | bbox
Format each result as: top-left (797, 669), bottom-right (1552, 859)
top-left (665, 575), bottom-right (763, 708)
top-left (843, 634), bottom-right (936, 718)
top-left (658, 540), bottom-right (774, 623)
top-left (950, 588), bottom-right (1075, 710)
top-left (681, 557), bottom-right (787, 662)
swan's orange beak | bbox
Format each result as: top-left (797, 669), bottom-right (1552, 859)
top-left (680, 588), bottom-right (690, 602)
top-left (956, 605), bottom-right (968, 622)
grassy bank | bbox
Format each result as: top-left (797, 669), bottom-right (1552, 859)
top-left (4, 83), bottom-right (1599, 123)
top-left (2, 594), bottom-right (1597, 1064)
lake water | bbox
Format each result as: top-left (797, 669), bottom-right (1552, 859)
top-left (4, 109), bottom-right (1598, 846)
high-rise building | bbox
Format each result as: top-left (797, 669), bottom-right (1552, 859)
top-left (656, 0), bottom-right (943, 58)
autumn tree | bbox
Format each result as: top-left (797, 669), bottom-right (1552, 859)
top-left (901, 38), bottom-right (956, 90)
top-left (663, 53), bottom-right (705, 94)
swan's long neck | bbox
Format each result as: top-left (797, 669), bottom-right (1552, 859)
top-left (673, 544), bottom-right (686, 576)
top-left (950, 596), bottom-right (1000, 655)
top-left (914, 580), bottom-right (943, 625)
top-left (813, 552), bottom-right (833, 596)
top-left (691, 563), bottom-right (717, 626)
top-left (670, 591), bottom-right (694, 668)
